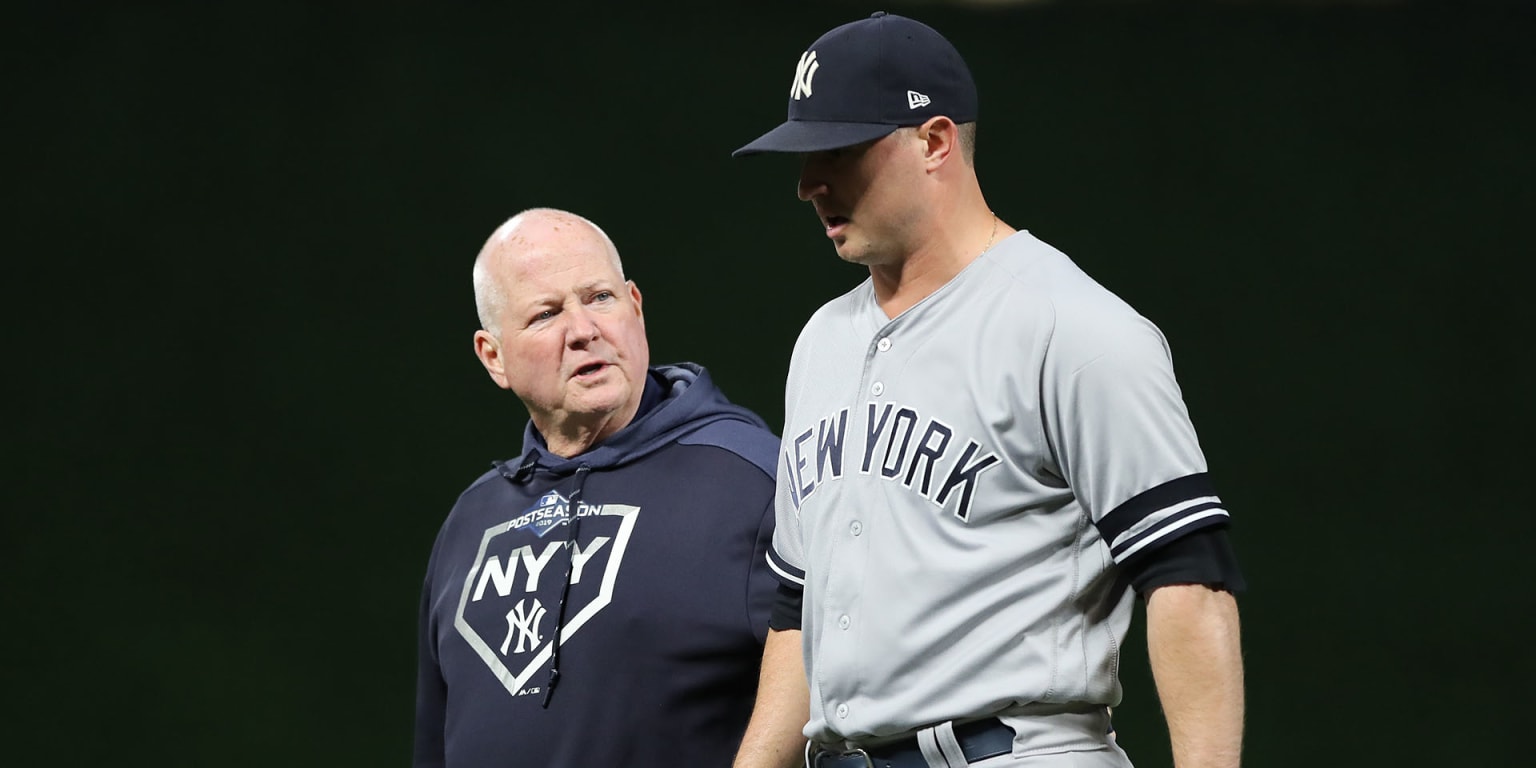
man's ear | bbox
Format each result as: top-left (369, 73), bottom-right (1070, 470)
top-left (916, 116), bottom-right (958, 169)
top-left (473, 329), bottom-right (512, 390)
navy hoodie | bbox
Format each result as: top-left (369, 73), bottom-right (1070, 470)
top-left (414, 363), bottom-right (780, 767)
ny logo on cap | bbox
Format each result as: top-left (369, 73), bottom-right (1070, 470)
top-left (907, 90), bottom-right (931, 109)
top-left (790, 50), bottom-right (819, 100)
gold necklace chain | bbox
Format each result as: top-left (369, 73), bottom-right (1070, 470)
top-left (981, 211), bottom-right (999, 255)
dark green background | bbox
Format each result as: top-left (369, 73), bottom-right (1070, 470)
top-left (8, 0), bottom-right (1532, 765)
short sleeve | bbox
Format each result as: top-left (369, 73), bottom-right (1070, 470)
top-left (1041, 310), bottom-right (1230, 565)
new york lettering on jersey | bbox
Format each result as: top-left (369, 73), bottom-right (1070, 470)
top-left (784, 401), bottom-right (1001, 521)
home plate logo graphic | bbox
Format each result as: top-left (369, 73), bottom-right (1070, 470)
top-left (453, 493), bottom-right (639, 698)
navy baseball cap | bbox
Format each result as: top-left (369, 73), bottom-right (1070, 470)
top-left (732, 11), bottom-right (978, 157)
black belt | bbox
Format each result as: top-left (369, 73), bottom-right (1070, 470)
top-left (810, 718), bottom-right (1014, 768)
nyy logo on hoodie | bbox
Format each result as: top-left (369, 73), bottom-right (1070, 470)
top-left (453, 493), bottom-right (641, 698)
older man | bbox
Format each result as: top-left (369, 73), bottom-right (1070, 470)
top-left (415, 208), bottom-right (780, 767)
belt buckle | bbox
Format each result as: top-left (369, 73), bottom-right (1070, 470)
top-left (839, 748), bottom-right (875, 768)
top-left (807, 741), bottom-right (875, 768)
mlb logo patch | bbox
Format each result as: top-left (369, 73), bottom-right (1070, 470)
top-left (511, 491), bottom-right (573, 538)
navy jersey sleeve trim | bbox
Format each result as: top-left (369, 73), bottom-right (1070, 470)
top-left (1096, 472), bottom-right (1230, 563)
top-left (768, 582), bottom-right (804, 631)
top-left (767, 548), bottom-right (805, 586)
top-left (1124, 526), bottom-right (1247, 595)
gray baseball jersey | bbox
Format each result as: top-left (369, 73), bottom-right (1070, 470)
top-left (768, 230), bottom-right (1230, 754)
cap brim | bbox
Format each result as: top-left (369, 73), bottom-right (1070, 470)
top-left (731, 120), bottom-right (902, 157)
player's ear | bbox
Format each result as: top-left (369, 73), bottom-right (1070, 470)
top-left (473, 329), bottom-right (513, 390)
top-left (916, 116), bottom-right (958, 168)
top-left (628, 280), bottom-right (644, 320)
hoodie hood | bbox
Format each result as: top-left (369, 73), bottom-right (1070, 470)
top-left (500, 362), bottom-right (769, 484)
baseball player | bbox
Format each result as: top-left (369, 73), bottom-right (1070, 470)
top-left (730, 13), bottom-right (1246, 768)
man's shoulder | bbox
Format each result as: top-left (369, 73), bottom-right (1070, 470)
top-left (986, 231), bottom-right (1102, 294)
top-left (676, 419), bottom-right (779, 479)
top-left (806, 277), bottom-right (872, 323)
top-left (986, 233), bottom-right (1155, 326)
top-left (442, 465), bottom-right (523, 524)
top-left (458, 464), bottom-right (507, 497)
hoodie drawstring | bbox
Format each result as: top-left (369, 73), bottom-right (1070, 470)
top-left (541, 464), bottom-right (591, 708)
top-left (491, 451), bottom-right (542, 483)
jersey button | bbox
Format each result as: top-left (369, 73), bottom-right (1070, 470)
top-left (876, 337), bottom-right (892, 352)
top-left (870, 381), bottom-right (884, 396)
top-left (836, 703), bottom-right (849, 719)
top-left (849, 521), bottom-right (862, 536)
top-left (838, 614), bottom-right (850, 629)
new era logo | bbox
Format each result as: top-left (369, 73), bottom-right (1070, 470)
top-left (790, 50), bottom-right (819, 100)
top-left (907, 90), bottom-right (931, 109)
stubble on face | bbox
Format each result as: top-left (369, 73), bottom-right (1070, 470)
top-left (805, 131), bottom-right (924, 269)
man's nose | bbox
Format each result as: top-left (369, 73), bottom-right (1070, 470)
top-left (564, 307), bottom-right (600, 348)
top-left (797, 156), bottom-right (828, 202)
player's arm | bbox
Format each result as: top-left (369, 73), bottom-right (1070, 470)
top-left (1145, 582), bottom-right (1244, 768)
top-left (734, 581), bottom-right (810, 768)
top-left (733, 627), bottom-right (808, 768)
top-left (1047, 308), bottom-right (1245, 766)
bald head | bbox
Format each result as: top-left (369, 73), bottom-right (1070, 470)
top-left (468, 207), bottom-right (650, 457)
top-left (473, 208), bottom-right (625, 338)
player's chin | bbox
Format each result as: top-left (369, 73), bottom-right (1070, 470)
top-left (834, 242), bottom-right (875, 266)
